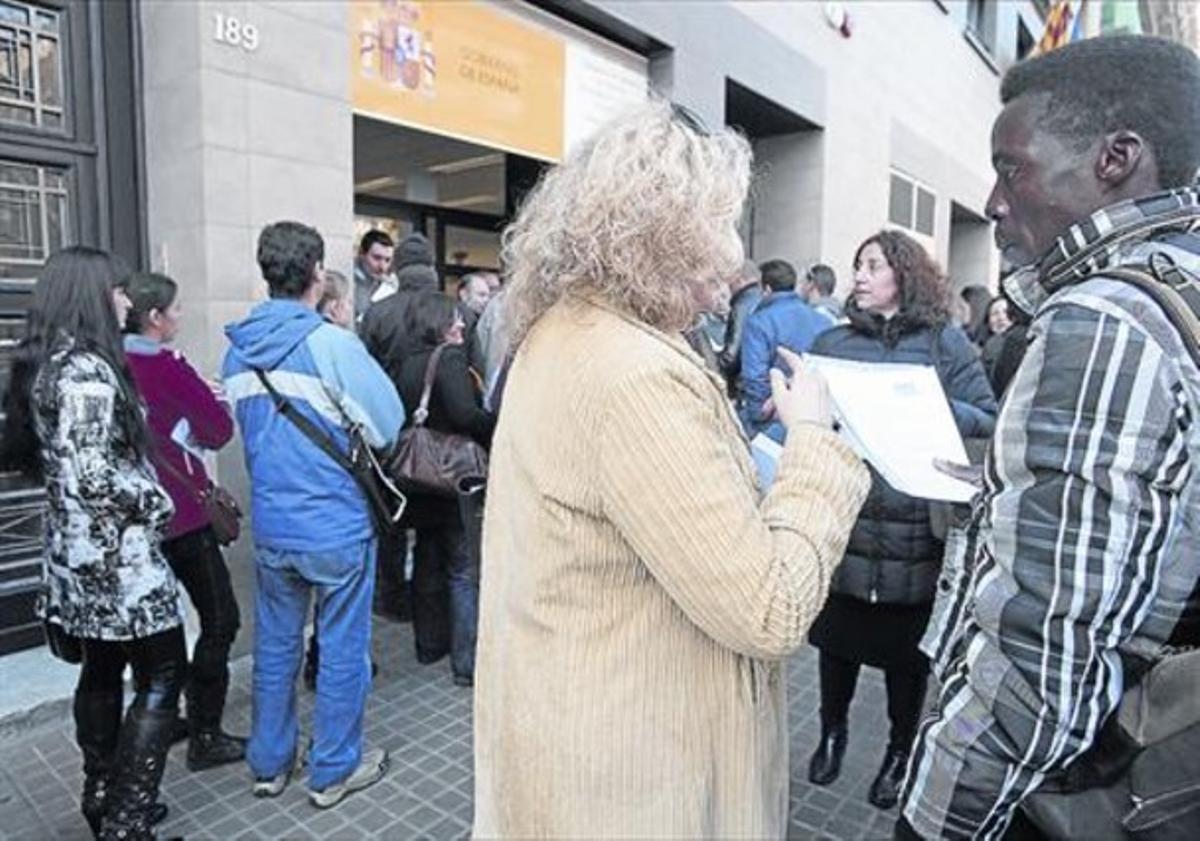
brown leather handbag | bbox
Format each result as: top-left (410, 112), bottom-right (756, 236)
top-left (200, 482), bottom-right (243, 546)
top-left (156, 450), bottom-right (243, 546)
top-left (388, 344), bottom-right (488, 498)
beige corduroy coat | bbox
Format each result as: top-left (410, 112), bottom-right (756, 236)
top-left (473, 296), bottom-right (870, 839)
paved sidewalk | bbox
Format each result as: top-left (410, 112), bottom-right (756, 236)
top-left (0, 621), bottom-right (900, 840)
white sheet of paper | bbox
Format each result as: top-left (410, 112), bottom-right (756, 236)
top-left (169, 418), bottom-right (207, 462)
top-left (805, 356), bottom-right (977, 503)
top-left (750, 433), bottom-right (783, 491)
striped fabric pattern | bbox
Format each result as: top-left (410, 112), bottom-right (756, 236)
top-left (902, 192), bottom-right (1200, 839)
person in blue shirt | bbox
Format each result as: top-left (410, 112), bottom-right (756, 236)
top-left (738, 258), bottom-right (833, 439)
top-left (222, 221), bottom-right (404, 809)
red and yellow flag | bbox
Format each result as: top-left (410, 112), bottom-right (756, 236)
top-left (1035, 0), bottom-right (1075, 55)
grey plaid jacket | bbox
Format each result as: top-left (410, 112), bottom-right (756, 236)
top-left (901, 188), bottom-right (1200, 839)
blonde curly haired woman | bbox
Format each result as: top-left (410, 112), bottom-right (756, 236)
top-left (473, 102), bottom-right (870, 839)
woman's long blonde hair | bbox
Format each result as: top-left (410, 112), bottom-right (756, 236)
top-left (502, 101), bottom-right (752, 346)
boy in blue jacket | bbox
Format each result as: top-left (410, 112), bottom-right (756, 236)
top-left (223, 221), bottom-right (404, 808)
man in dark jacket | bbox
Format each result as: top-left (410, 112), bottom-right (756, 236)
top-left (898, 36), bottom-right (1200, 840)
top-left (357, 232), bottom-right (439, 626)
top-left (717, 259), bottom-right (762, 397)
top-left (360, 233), bottom-right (439, 371)
top-left (738, 258), bottom-right (831, 437)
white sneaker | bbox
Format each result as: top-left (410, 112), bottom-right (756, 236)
top-left (253, 766), bottom-right (290, 798)
top-left (308, 748), bottom-right (390, 809)
top-left (252, 740), bottom-right (308, 798)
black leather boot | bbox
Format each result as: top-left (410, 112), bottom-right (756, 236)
top-left (100, 706), bottom-right (175, 841)
top-left (807, 723), bottom-right (848, 785)
top-left (187, 728), bottom-right (247, 771)
top-left (185, 675), bottom-right (247, 771)
top-left (75, 689), bottom-right (121, 838)
top-left (868, 746), bottom-right (910, 810)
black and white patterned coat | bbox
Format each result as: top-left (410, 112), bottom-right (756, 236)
top-left (33, 343), bottom-right (181, 640)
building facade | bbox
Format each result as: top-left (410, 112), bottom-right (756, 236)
top-left (1, 0), bottom-right (1045, 657)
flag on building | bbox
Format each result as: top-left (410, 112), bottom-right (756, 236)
top-left (1035, 0), bottom-right (1079, 55)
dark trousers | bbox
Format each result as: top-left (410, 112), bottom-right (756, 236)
top-left (75, 625), bottom-right (188, 775)
top-left (819, 650), bottom-right (930, 751)
top-left (78, 626), bottom-right (188, 710)
top-left (375, 527), bottom-right (410, 618)
top-left (412, 523), bottom-right (478, 679)
top-left (161, 526), bottom-right (241, 731)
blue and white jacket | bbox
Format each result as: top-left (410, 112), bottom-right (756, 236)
top-left (222, 299), bottom-right (404, 552)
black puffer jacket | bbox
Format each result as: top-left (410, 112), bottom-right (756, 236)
top-left (809, 306), bottom-right (997, 605)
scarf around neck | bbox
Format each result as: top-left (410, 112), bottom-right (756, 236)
top-left (1003, 184), bottom-right (1200, 316)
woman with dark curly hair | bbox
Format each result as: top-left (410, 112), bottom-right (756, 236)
top-left (804, 230), bottom-right (997, 810)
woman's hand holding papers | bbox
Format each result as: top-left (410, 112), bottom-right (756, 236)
top-left (770, 347), bottom-right (832, 430)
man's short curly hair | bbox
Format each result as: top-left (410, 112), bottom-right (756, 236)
top-left (1000, 34), bottom-right (1200, 189)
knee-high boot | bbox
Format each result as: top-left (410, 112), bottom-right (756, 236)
top-left (99, 706), bottom-right (176, 841)
top-left (74, 689), bottom-right (122, 838)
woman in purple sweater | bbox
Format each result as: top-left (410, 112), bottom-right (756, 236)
top-left (122, 272), bottom-right (246, 771)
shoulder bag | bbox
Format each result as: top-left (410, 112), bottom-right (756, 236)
top-left (154, 449), bottom-right (243, 546)
top-left (253, 368), bottom-right (407, 533)
top-left (388, 343), bottom-right (488, 498)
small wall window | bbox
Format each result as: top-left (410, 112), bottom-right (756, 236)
top-left (966, 0), bottom-right (997, 53)
top-left (0, 0), bottom-right (65, 130)
top-left (0, 159), bottom-right (70, 270)
top-left (888, 170), bottom-right (936, 237)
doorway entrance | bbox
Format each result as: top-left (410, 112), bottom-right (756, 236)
top-left (353, 115), bottom-right (545, 288)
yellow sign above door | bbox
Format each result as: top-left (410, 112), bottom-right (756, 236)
top-left (351, 1), bottom-right (565, 162)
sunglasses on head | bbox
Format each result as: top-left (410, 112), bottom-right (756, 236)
top-left (670, 102), bottom-right (711, 137)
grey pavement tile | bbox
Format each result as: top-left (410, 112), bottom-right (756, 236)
top-left (409, 774), bottom-right (448, 803)
top-left (207, 812), bottom-right (251, 837)
top-left (304, 807), bottom-right (348, 837)
top-left (189, 797), bottom-right (239, 828)
top-left (376, 790), bottom-right (424, 820)
top-left (424, 814), bottom-right (470, 840)
top-left (348, 803), bottom-right (393, 834)
top-left (252, 810), bottom-right (302, 837)
top-left (430, 787), bottom-right (470, 817)
top-left (402, 803), bottom-right (447, 834)
top-left (238, 796), bottom-right (287, 826)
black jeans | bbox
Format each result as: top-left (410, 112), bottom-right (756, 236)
top-left (412, 523), bottom-right (478, 678)
top-left (161, 526), bottom-right (241, 731)
top-left (819, 650), bottom-right (930, 752)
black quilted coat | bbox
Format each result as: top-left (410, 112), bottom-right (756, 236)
top-left (809, 306), bottom-right (997, 606)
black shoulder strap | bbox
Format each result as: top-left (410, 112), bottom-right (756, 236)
top-left (253, 368), bottom-right (355, 474)
top-left (1101, 261), bottom-right (1200, 369)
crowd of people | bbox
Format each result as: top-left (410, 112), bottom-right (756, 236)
top-left (1, 31), bottom-right (1198, 841)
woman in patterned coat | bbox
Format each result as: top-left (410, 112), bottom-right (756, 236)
top-left (0, 247), bottom-right (186, 840)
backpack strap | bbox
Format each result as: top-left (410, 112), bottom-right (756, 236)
top-left (1099, 262), bottom-right (1200, 369)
